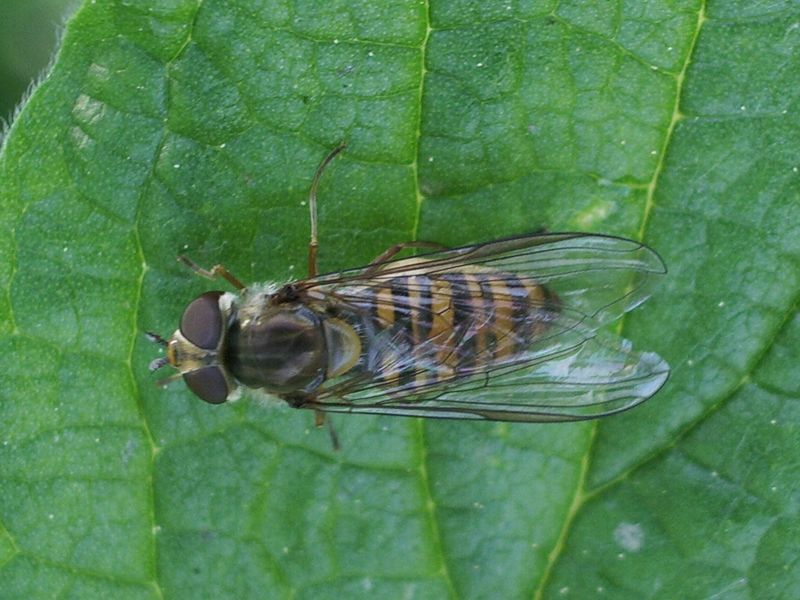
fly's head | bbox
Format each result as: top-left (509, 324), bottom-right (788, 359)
top-left (148, 290), bottom-right (240, 404)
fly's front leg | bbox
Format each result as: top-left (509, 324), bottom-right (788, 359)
top-left (177, 255), bottom-right (246, 290)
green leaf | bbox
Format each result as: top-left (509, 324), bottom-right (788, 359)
top-left (2, 1), bottom-right (799, 599)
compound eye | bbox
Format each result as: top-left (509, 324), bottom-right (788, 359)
top-left (183, 366), bottom-right (230, 404)
top-left (180, 291), bottom-right (224, 349)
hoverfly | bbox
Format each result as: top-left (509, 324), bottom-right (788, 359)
top-left (148, 144), bottom-right (669, 437)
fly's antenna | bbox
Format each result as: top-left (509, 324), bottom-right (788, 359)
top-left (146, 331), bottom-right (169, 347)
top-left (149, 357), bottom-right (169, 372)
top-left (146, 332), bottom-right (170, 372)
top-left (308, 142), bottom-right (347, 278)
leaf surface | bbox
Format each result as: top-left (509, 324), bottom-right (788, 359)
top-left (1, 1), bottom-right (798, 598)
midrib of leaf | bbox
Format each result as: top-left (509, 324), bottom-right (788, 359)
top-left (533, 3), bottom-right (708, 597)
top-left (415, 422), bottom-right (458, 598)
top-left (129, 139), bottom-right (163, 598)
top-left (127, 1), bottom-right (206, 595)
top-left (411, 2), bottom-right (458, 595)
top-left (637, 6), bottom-right (708, 241)
top-left (410, 0), bottom-right (431, 243)
top-left (532, 424), bottom-right (597, 600)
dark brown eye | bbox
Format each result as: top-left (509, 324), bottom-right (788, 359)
top-left (180, 291), bottom-right (224, 349)
top-left (183, 367), bottom-right (229, 404)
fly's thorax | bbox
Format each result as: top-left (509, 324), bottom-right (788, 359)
top-left (167, 290), bottom-right (240, 405)
top-left (224, 297), bottom-right (360, 395)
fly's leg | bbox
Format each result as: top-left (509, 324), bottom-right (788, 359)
top-left (315, 410), bottom-right (340, 451)
top-left (308, 143), bottom-right (347, 278)
top-left (177, 255), bottom-right (246, 290)
top-left (283, 393), bottom-right (341, 451)
top-left (364, 241), bottom-right (448, 275)
top-left (370, 241), bottom-right (446, 264)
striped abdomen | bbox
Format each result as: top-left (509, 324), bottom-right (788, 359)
top-left (360, 271), bottom-right (560, 389)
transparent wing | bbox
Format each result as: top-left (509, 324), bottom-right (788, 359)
top-left (301, 232), bottom-right (666, 326)
top-left (309, 332), bottom-right (669, 422)
top-left (298, 232), bottom-right (669, 421)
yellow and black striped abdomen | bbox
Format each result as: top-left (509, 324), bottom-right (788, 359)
top-left (361, 271), bottom-right (561, 389)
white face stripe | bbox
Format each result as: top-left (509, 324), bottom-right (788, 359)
top-left (219, 291), bottom-right (238, 316)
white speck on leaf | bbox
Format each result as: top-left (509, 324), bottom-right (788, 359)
top-left (614, 522), bottom-right (644, 552)
top-left (575, 202), bottom-right (611, 229)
